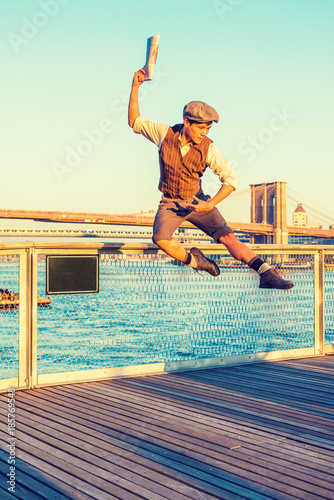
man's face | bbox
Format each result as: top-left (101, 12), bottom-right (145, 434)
top-left (183, 119), bottom-right (212, 144)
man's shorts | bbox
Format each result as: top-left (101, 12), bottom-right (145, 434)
top-left (152, 190), bottom-right (233, 243)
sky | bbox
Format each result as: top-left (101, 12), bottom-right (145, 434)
top-left (1, 0), bottom-right (334, 223)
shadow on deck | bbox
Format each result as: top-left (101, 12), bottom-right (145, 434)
top-left (1, 356), bottom-right (334, 500)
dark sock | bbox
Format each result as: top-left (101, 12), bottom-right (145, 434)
top-left (248, 257), bottom-right (264, 272)
top-left (183, 252), bottom-right (192, 265)
top-left (248, 256), bottom-right (271, 275)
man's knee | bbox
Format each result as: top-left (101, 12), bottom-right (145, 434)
top-left (153, 237), bottom-right (175, 251)
top-left (152, 229), bottom-right (165, 244)
top-left (152, 234), bottom-right (168, 246)
top-left (218, 232), bottom-right (238, 245)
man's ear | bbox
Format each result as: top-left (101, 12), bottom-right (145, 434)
top-left (183, 118), bottom-right (190, 127)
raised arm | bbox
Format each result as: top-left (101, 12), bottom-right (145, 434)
top-left (128, 69), bottom-right (146, 128)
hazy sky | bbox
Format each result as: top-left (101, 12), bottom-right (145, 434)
top-left (1, 0), bottom-right (333, 221)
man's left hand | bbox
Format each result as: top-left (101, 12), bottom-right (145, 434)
top-left (185, 196), bottom-right (214, 212)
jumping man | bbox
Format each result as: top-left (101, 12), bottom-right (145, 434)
top-left (128, 69), bottom-right (293, 290)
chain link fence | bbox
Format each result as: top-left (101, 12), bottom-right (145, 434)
top-left (36, 250), bottom-right (314, 375)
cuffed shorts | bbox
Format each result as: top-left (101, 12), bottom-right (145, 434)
top-left (152, 190), bottom-right (233, 243)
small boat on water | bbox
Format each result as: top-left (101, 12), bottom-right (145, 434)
top-left (0, 289), bottom-right (51, 309)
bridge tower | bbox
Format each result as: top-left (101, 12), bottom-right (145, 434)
top-left (250, 182), bottom-right (288, 244)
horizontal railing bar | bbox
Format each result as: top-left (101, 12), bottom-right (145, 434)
top-left (1, 242), bottom-right (334, 253)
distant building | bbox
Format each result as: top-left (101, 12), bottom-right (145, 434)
top-left (293, 204), bottom-right (322, 229)
top-left (293, 204), bottom-right (307, 227)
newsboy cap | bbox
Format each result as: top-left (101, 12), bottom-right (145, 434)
top-left (183, 101), bottom-right (219, 123)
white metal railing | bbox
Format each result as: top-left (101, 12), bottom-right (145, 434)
top-left (0, 242), bottom-right (333, 392)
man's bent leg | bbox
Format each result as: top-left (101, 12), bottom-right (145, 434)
top-left (154, 238), bottom-right (187, 261)
top-left (219, 233), bottom-right (294, 289)
top-left (218, 233), bottom-right (257, 263)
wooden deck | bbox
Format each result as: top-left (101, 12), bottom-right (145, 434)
top-left (1, 356), bottom-right (334, 500)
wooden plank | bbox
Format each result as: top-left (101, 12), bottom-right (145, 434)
top-left (78, 377), bottom-right (334, 437)
top-left (2, 431), bottom-right (186, 500)
top-left (0, 396), bottom-right (291, 498)
top-left (0, 417), bottom-right (229, 500)
top-left (50, 383), bottom-right (292, 444)
top-left (12, 376), bottom-right (334, 458)
top-left (0, 451), bottom-right (75, 500)
top-left (1, 356), bottom-right (334, 500)
top-left (7, 390), bottom-right (332, 498)
top-left (0, 401), bottom-right (275, 500)
top-left (0, 484), bottom-right (27, 500)
top-left (2, 444), bottom-right (124, 500)
top-left (6, 400), bottom-right (334, 499)
top-left (104, 376), bottom-right (334, 448)
top-left (187, 365), bottom-right (334, 398)
top-left (125, 371), bottom-right (334, 423)
top-left (129, 368), bottom-right (334, 416)
top-left (21, 376), bottom-right (334, 460)
top-left (0, 433), bottom-right (264, 500)
top-left (0, 414), bottom-right (221, 500)
top-left (195, 368), bottom-right (334, 405)
top-left (230, 445), bottom-right (334, 483)
top-left (165, 371), bottom-right (334, 426)
top-left (56, 381), bottom-right (334, 468)
top-left (43, 382), bottom-right (334, 465)
top-left (282, 357), bottom-right (334, 369)
top-left (0, 457), bottom-right (63, 500)
top-left (143, 362), bottom-right (334, 396)
top-left (7, 391), bottom-right (331, 483)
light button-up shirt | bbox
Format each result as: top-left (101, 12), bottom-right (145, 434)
top-left (133, 116), bottom-right (240, 190)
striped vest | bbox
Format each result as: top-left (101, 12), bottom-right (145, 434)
top-left (158, 123), bottom-right (212, 199)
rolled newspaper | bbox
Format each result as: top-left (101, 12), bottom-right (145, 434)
top-left (143, 35), bottom-right (160, 81)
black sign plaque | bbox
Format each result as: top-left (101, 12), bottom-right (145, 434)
top-left (46, 255), bottom-right (99, 295)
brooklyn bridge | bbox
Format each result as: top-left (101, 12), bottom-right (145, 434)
top-left (1, 182), bottom-right (333, 243)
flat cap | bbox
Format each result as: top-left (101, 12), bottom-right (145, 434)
top-left (183, 101), bottom-right (219, 123)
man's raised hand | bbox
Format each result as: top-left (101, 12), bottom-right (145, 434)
top-left (132, 69), bottom-right (146, 87)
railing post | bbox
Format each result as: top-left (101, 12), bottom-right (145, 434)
top-left (314, 249), bottom-right (325, 355)
top-left (18, 249), bottom-right (31, 389)
top-left (30, 248), bottom-right (38, 388)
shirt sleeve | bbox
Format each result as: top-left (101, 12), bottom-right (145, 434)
top-left (133, 116), bottom-right (169, 149)
top-left (207, 144), bottom-right (240, 190)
